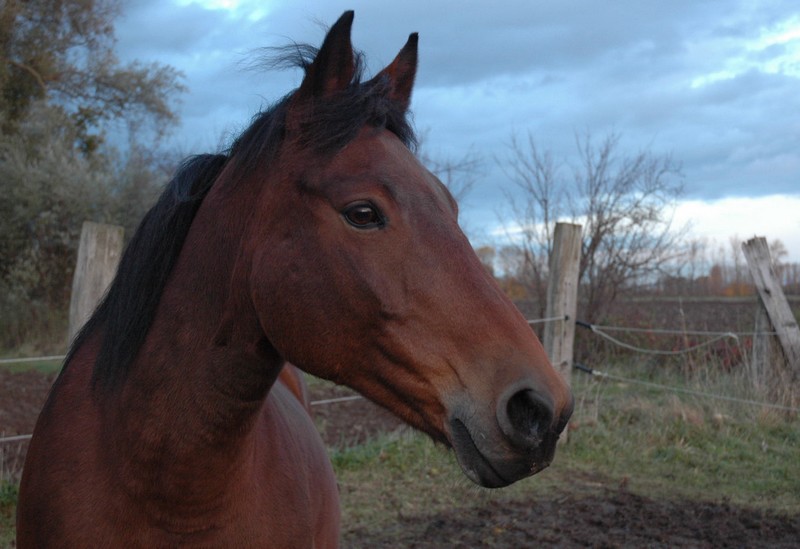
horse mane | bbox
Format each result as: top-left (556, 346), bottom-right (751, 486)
top-left (65, 154), bottom-right (227, 389)
top-left (67, 43), bottom-right (417, 391)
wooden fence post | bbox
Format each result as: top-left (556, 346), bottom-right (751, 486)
top-left (543, 222), bottom-right (582, 390)
top-left (68, 222), bottom-right (124, 341)
top-left (741, 237), bottom-right (800, 393)
top-left (750, 306), bottom-right (780, 392)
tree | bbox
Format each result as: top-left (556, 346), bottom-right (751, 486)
top-left (769, 238), bottom-right (789, 282)
top-left (0, 102), bottom-right (176, 349)
top-left (501, 130), bottom-right (686, 321)
top-left (0, 0), bottom-right (185, 152)
top-left (0, 103), bottom-right (113, 347)
top-left (499, 132), bottom-right (561, 314)
top-left (0, 1), bottom-right (186, 349)
top-left (416, 130), bottom-right (482, 204)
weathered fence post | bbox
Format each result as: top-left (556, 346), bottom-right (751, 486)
top-left (543, 222), bottom-right (582, 390)
top-left (750, 306), bottom-right (782, 393)
top-left (68, 222), bottom-right (124, 341)
top-left (742, 237), bottom-right (800, 403)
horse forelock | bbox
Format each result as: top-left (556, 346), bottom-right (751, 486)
top-left (227, 43), bottom-right (416, 180)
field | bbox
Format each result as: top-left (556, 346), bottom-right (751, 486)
top-left (2, 298), bottom-right (800, 547)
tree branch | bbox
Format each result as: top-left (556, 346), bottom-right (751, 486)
top-left (4, 58), bottom-right (48, 93)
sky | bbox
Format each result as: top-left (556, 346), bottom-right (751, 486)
top-left (114, 0), bottom-right (800, 263)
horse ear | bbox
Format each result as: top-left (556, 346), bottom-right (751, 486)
top-left (294, 11), bottom-right (356, 102)
top-left (372, 32), bottom-right (418, 112)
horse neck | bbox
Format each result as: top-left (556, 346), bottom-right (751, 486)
top-left (103, 174), bottom-right (284, 504)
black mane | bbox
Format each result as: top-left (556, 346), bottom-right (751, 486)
top-left (66, 44), bottom-right (417, 391)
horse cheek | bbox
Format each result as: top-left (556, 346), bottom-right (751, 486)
top-left (247, 237), bottom-right (337, 365)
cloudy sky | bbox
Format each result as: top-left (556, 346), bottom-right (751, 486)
top-left (115, 0), bottom-right (800, 262)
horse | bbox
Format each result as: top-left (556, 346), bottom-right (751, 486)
top-left (17, 11), bottom-right (573, 548)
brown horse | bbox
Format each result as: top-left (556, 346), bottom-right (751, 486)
top-left (17, 11), bottom-right (572, 548)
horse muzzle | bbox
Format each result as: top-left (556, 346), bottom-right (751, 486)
top-left (446, 383), bottom-right (573, 488)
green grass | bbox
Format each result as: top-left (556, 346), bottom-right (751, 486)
top-left (564, 390), bottom-right (800, 511)
top-left (2, 359), bottom-right (797, 546)
top-left (329, 414), bottom-right (799, 534)
top-left (328, 362), bottom-right (800, 538)
top-left (0, 482), bottom-right (17, 548)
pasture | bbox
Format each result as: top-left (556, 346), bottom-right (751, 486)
top-left (3, 298), bottom-right (799, 548)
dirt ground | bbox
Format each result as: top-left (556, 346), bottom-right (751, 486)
top-left (2, 368), bottom-right (799, 547)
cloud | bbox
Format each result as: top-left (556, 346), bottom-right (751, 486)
top-left (673, 195), bottom-right (800, 261)
top-left (488, 194), bottom-right (800, 263)
top-left (111, 1), bottom-right (800, 260)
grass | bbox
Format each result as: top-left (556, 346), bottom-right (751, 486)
top-left (1, 358), bottom-right (798, 546)
top-left (0, 483), bottom-right (17, 548)
top-left (330, 416), bottom-right (799, 535)
top-left (329, 361), bottom-right (800, 539)
top-left (565, 391), bottom-right (799, 511)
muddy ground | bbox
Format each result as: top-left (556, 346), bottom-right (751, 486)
top-left (2, 368), bottom-right (798, 547)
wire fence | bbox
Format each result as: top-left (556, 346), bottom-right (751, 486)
top-left (573, 363), bottom-right (799, 413)
top-left (1, 312), bottom-right (796, 446)
top-left (0, 355), bottom-right (65, 365)
top-left (575, 319), bottom-right (741, 356)
top-left (571, 316), bottom-right (799, 412)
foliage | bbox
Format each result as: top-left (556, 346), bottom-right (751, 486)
top-left (1, 103), bottom-right (110, 348)
top-left (0, 482), bottom-right (16, 509)
top-left (0, 103), bottom-right (173, 350)
top-left (0, 0), bottom-right (185, 151)
top-left (0, 123), bottom-right (173, 353)
top-left (654, 236), bottom-right (800, 297)
top-left (0, 1), bottom-right (185, 351)
top-left (500, 131), bottom-right (686, 321)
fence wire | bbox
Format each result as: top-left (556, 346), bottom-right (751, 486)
top-left (574, 363), bottom-right (799, 413)
top-left (1, 314), bottom-right (794, 445)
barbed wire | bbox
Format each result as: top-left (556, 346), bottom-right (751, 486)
top-left (1, 314), bottom-right (791, 445)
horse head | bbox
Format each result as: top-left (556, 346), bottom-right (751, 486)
top-left (229, 11), bottom-right (573, 488)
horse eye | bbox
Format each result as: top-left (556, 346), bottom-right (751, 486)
top-left (343, 204), bottom-right (384, 229)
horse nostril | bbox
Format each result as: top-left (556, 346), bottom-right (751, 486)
top-left (500, 389), bottom-right (554, 447)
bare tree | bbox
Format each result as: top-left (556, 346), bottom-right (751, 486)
top-left (499, 132), bottom-right (563, 315)
top-left (680, 237), bottom-right (710, 295)
top-left (769, 238), bottom-right (789, 282)
top-left (416, 130), bottom-right (483, 204)
top-left (501, 130), bottom-right (686, 321)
